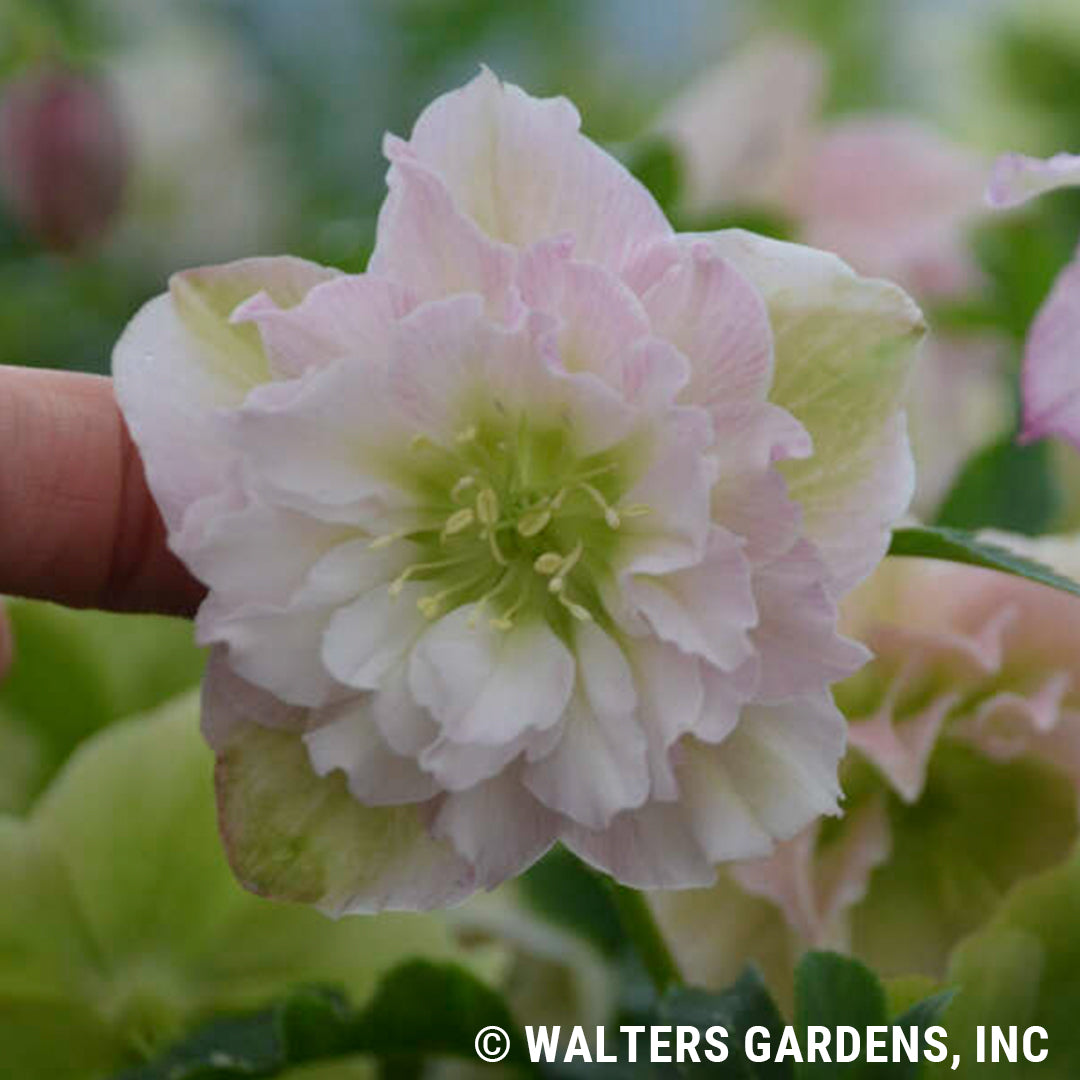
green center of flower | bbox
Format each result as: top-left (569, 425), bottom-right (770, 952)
top-left (376, 413), bottom-right (648, 634)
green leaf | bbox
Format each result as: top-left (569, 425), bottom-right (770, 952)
top-left (519, 846), bottom-right (627, 958)
top-left (623, 136), bottom-right (682, 217)
top-left (794, 952), bottom-right (887, 1077)
top-left (351, 960), bottom-right (530, 1066)
top-left (659, 967), bottom-right (793, 1078)
top-left (888, 525), bottom-right (1080, 600)
top-left (929, 846), bottom-right (1080, 1079)
top-left (116, 961), bottom-right (531, 1079)
top-left (884, 992), bottom-right (954, 1080)
top-left (935, 437), bottom-right (1062, 536)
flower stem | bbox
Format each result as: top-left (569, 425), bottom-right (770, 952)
top-left (605, 880), bottom-right (684, 995)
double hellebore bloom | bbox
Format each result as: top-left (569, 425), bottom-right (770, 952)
top-left (114, 71), bottom-right (923, 912)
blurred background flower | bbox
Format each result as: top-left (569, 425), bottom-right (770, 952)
top-left (652, 533), bottom-right (1080, 1004)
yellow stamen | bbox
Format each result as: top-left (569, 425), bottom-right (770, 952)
top-left (369, 528), bottom-right (409, 550)
top-left (534, 552), bottom-right (564, 575)
top-left (517, 506), bottom-right (551, 537)
top-left (476, 487), bottom-right (500, 527)
top-left (558, 592), bottom-right (593, 622)
top-left (549, 539), bottom-right (584, 593)
top-left (455, 424), bottom-right (478, 444)
top-left (440, 507), bottom-right (475, 541)
top-left (579, 482), bottom-right (621, 529)
top-left (450, 475), bottom-right (477, 502)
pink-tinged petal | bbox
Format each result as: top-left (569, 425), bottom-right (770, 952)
top-left (731, 797), bottom-right (891, 947)
top-left (1021, 257), bottom-right (1080, 447)
top-left (231, 273), bottom-right (415, 378)
top-left (751, 540), bottom-right (870, 702)
top-left (566, 801), bottom-right (716, 890)
top-left (640, 240), bottom-right (774, 414)
top-left (390, 298), bottom-right (637, 458)
top-left (201, 647), bottom-right (308, 750)
top-left (204, 663), bottom-right (476, 913)
top-left (384, 68), bottom-right (671, 272)
top-left (303, 698), bottom-right (440, 806)
top-left (702, 229), bottom-right (923, 592)
top-left (847, 695), bottom-right (956, 803)
top-left (518, 249), bottom-right (654, 388)
top-left (419, 729), bottom-right (538, 792)
top-left (655, 35), bottom-right (825, 218)
top-left (730, 827), bottom-right (820, 942)
top-left (792, 119), bottom-right (986, 295)
top-left (814, 797), bottom-right (891, 936)
top-left (952, 675), bottom-right (1080, 784)
top-left (227, 362), bottom-right (410, 523)
top-left (987, 152), bottom-right (1080, 209)
top-left (628, 639), bottom-right (705, 801)
top-left (408, 607), bottom-right (575, 746)
top-left (369, 662), bottom-right (439, 759)
top-left (431, 773), bottom-right (560, 888)
top-left (112, 256), bottom-right (336, 530)
top-left (369, 150), bottom-right (521, 317)
top-left (712, 464), bottom-right (804, 567)
top-left (615, 406), bottom-right (716, 577)
top-left (623, 527), bottom-right (757, 671)
top-left (525, 625), bottom-right (648, 830)
top-left (698, 660), bottom-right (759, 744)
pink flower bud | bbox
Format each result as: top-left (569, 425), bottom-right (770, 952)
top-left (0, 66), bottom-right (128, 252)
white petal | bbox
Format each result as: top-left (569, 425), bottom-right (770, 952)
top-left (409, 607), bottom-right (575, 746)
top-left (113, 257), bottom-right (337, 531)
top-left (694, 692), bottom-right (846, 843)
top-left (369, 149), bottom-right (522, 318)
top-left (702, 229), bottom-right (923, 592)
top-left (566, 801), bottom-right (715, 889)
top-left (231, 273), bottom-right (415, 377)
top-left (750, 539), bottom-right (870, 701)
top-left (525, 626), bottom-right (648, 830)
top-left (322, 583), bottom-right (429, 690)
top-left (385, 68), bottom-right (671, 271)
top-left (303, 698), bottom-right (440, 806)
top-left (624, 527), bottom-right (757, 671)
top-left (196, 593), bottom-right (341, 709)
top-left (641, 240), bottom-right (774, 415)
top-left (431, 772), bottom-right (560, 887)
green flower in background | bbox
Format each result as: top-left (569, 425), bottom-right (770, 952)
top-left (0, 693), bottom-right (468, 1079)
top-left (0, 600), bottom-right (205, 813)
top-left (932, 846), bottom-right (1080, 1079)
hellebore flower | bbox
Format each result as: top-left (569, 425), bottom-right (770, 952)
top-left (658, 37), bottom-right (1010, 516)
top-left (114, 70), bottom-right (923, 912)
top-left (652, 536), bottom-right (1080, 997)
top-left (0, 65), bottom-right (128, 252)
top-left (987, 152), bottom-right (1080, 451)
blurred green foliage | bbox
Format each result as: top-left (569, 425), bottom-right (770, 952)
top-left (0, 601), bottom-right (205, 812)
